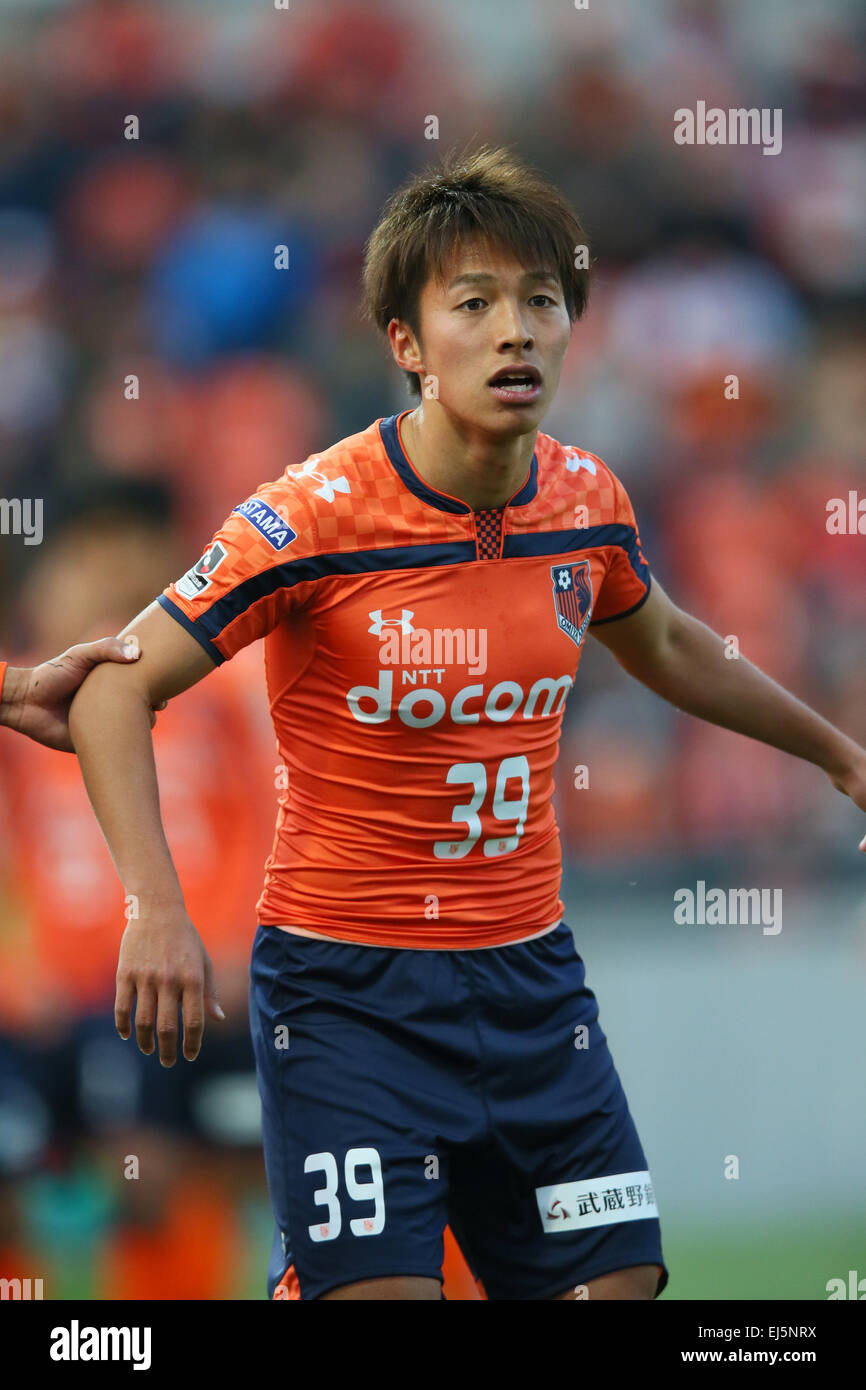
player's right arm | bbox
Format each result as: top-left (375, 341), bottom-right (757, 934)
top-left (68, 600), bottom-right (222, 1067)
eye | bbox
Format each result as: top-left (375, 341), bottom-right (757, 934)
top-left (529, 294), bottom-right (555, 306)
top-left (458, 297), bottom-right (486, 311)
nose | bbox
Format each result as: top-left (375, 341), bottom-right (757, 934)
top-left (495, 298), bottom-right (534, 351)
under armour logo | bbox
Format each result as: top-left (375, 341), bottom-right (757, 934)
top-left (368, 609), bottom-right (415, 636)
top-left (564, 451), bottom-right (597, 476)
top-left (287, 457), bottom-right (351, 503)
top-left (557, 569), bottom-right (572, 589)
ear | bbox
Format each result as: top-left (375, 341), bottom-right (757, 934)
top-left (388, 317), bottom-right (424, 378)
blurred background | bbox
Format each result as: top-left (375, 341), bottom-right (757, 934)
top-left (0, 0), bottom-right (864, 1300)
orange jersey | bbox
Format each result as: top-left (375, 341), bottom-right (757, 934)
top-left (158, 411), bottom-right (651, 948)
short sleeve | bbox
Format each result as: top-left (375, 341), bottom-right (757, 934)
top-left (157, 476), bottom-right (317, 665)
top-left (589, 470), bottom-right (652, 625)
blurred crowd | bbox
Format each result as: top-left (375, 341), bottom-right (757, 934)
top-left (0, 0), bottom-right (864, 1296)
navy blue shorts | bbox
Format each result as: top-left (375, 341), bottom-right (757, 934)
top-left (249, 920), bottom-right (669, 1301)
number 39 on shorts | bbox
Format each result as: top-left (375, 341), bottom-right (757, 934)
top-left (304, 1148), bottom-right (386, 1241)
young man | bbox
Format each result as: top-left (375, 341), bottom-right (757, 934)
top-left (67, 145), bottom-right (866, 1302)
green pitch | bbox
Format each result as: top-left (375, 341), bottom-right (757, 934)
top-left (659, 1216), bottom-right (863, 1301)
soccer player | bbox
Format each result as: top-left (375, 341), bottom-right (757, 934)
top-left (65, 145), bottom-right (866, 1301)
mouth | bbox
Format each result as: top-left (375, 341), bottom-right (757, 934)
top-left (487, 365), bottom-right (542, 405)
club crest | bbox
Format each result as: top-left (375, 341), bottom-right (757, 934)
top-left (551, 560), bottom-right (593, 647)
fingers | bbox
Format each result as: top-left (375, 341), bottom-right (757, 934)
top-left (155, 981), bottom-right (182, 1067)
top-left (115, 970), bottom-right (135, 1041)
top-left (125, 976), bottom-right (182, 1066)
top-left (67, 635), bottom-right (142, 670)
top-left (133, 979), bottom-right (158, 1057)
top-left (203, 953), bottom-right (226, 1025)
top-left (117, 634), bottom-right (141, 662)
top-left (116, 949), bottom-right (214, 1065)
top-left (182, 976), bottom-right (205, 1062)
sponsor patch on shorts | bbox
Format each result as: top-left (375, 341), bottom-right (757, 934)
top-left (535, 1170), bottom-right (658, 1233)
top-left (232, 498), bottom-right (297, 551)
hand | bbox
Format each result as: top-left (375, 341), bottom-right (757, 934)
top-left (4, 636), bottom-right (167, 752)
top-left (115, 903), bottom-right (225, 1065)
top-left (827, 759), bottom-right (866, 852)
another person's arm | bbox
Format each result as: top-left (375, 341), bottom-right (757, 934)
top-left (68, 602), bottom-right (222, 1066)
top-left (590, 580), bottom-right (866, 850)
top-left (0, 639), bottom-right (167, 751)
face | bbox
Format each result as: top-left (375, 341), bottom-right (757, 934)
top-left (389, 237), bottom-right (572, 439)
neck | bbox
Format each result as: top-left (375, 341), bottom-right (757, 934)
top-left (400, 405), bottom-right (535, 511)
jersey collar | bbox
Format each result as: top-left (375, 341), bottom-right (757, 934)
top-left (379, 411), bottom-right (538, 515)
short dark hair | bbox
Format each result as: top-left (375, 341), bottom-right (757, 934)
top-left (360, 142), bottom-right (592, 399)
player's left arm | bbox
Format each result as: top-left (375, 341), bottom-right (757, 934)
top-left (590, 578), bottom-right (866, 850)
